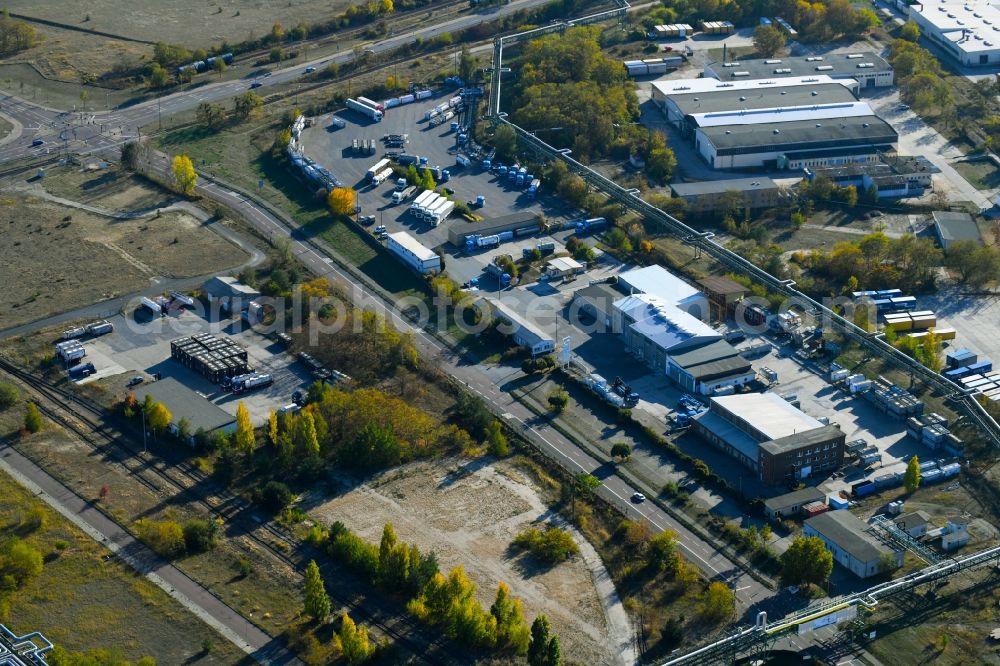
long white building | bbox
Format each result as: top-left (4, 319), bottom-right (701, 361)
top-left (908, 0), bottom-right (1000, 66)
top-left (387, 231), bottom-right (440, 274)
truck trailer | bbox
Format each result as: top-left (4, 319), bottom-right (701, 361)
top-left (372, 167), bottom-right (394, 186)
top-left (410, 189), bottom-right (434, 216)
top-left (366, 158), bottom-right (391, 180)
top-left (428, 199), bottom-right (455, 227)
top-left (347, 98), bottom-right (383, 122)
top-left (392, 185), bottom-right (416, 204)
top-left (356, 96), bottom-right (385, 112)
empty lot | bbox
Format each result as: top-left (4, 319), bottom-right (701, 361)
top-left (0, 191), bottom-right (248, 328)
top-left (312, 457), bottom-right (620, 665)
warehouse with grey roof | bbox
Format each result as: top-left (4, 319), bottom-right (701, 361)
top-left (704, 52), bottom-right (893, 89)
top-left (804, 510), bottom-right (903, 578)
top-left (134, 377), bottom-right (237, 444)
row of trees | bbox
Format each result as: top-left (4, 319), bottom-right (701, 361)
top-left (302, 560), bottom-right (377, 663)
top-left (888, 39), bottom-right (954, 118)
top-left (944, 240), bottom-right (1000, 288)
top-left (803, 231), bottom-right (943, 293)
top-left (195, 91), bottom-right (263, 128)
top-left (134, 517), bottom-right (219, 559)
top-left (308, 521), bottom-right (559, 659)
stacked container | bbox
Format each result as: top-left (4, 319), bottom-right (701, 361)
top-left (170, 334), bottom-right (249, 384)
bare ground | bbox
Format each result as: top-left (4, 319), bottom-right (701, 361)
top-left (311, 457), bottom-right (619, 665)
top-left (0, 191), bottom-right (247, 328)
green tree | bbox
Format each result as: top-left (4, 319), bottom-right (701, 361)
top-left (182, 518), bottom-right (219, 553)
top-left (493, 123), bottom-right (517, 161)
top-left (347, 423), bottom-right (402, 470)
top-left (647, 530), bottom-right (680, 574)
top-left (0, 382), bottom-right (19, 410)
top-left (781, 536), bottom-right (834, 586)
top-left (945, 241), bottom-right (999, 287)
top-left (269, 47), bottom-right (284, 63)
top-left (213, 58), bottom-right (227, 75)
top-left (294, 411), bottom-right (321, 458)
top-left (196, 102), bottom-right (226, 129)
top-left (491, 582), bottom-right (530, 653)
top-left (147, 63), bottom-right (170, 89)
top-left (171, 154), bottom-right (197, 195)
top-left (335, 612), bottom-right (375, 663)
top-left (610, 442), bottom-right (631, 461)
top-left (234, 401), bottom-right (255, 453)
top-left (547, 389), bottom-right (569, 413)
top-left (378, 523), bottom-right (398, 578)
top-left (557, 174), bottom-right (588, 208)
top-left (646, 144), bottom-right (677, 183)
top-left (528, 615), bottom-right (551, 666)
top-left (136, 519), bottom-right (185, 558)
top-left (303, 559), bottom-right (331, 621)
top-left (24, 401), bottom-right (43, 433)
top-left (752, 24), bottom-right (785, 57)
top-left (700, 581), bottom-right (734, 622)
top-left (545, 635), bottom-right (561, 666)
top-left (2, 539), bottom-right (43, 586)
top-left (260, 480), bottom-right (293, 512)
top-left (900, 20), bottom-right (920, 42)
top-left (459, 45), bottom-right (477, 83)
top-left (485, 419), bottom-right (509, 456)
top-left (905, 455), bottom-right (922, 493)
top-left (233, 91), bottom-right (263, 120)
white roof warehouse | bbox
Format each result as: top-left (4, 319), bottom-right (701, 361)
top-left (387, 231), bottom-right (441, 274)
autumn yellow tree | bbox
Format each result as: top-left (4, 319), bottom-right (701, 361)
top-left (328, 187), bottom-right (357, 216)
top-left (235, 401), bottom-right (255, 453)
top-left (171, 154), bottom-right (197, 195)
top-left (147, 402), bottom-right (173, 439)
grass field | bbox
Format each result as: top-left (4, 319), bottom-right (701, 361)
top-left (953, 159), bottom-right (1000, 191)
top-left (0, 466), bottom-right (246, 664)
top-left (0, 189), bottom-right (248, 328)
top-left (7, 0), bottom-right (356, 49)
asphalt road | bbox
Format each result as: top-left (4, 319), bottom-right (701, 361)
top-left (0, 441), bottom-right (301, 665)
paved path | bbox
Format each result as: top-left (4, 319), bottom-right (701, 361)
top-left (0, 442), bottom-right (302, 664)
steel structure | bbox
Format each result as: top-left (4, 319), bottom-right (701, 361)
top-left (487, 14), bottom-right (1000, 448)
top-left (867, 514), bottom-right (942, 565)
top-left (657, 543), bottom-right (1000, 665)
top-left (0, 624), bottom-right (52, 665)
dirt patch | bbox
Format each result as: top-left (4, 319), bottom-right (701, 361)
top-left (312, 458), bottom-right (617, 665)
top-left (0, 194), bottom-right (248, 328)
top-left (39, 164), bottom-right (179, 212)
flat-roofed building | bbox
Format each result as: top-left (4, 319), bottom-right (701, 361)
top-left (807, 155), bottom-right (940, 199)
top-left (907, 0), bottom-right (1000, 66)
top-left (447, 211), bottom-right (539, 247)
top-left (671, 177), bottom-right (792, 214)
top-left (933, 211), bottom-right (984, 251)
top-left (616, 265), bottom-right (709, 320)
top-left (571, 282), bottom-right (622, 331)
top-left (704, 52), bottom-right (893, 89)
top-left (134, 377), bottom-right (238, 445)
top-left (698, 275), bottom-right (748, 321)
top-left (764, 486), bottom-right (827, 520)
top-left (693, 392), bottom-right (846, 484)
top-left (387, 231), bottom-right (441, 274)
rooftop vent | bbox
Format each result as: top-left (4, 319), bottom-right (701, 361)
top-left (857, 62), bottom-right (875, 68)
top-left (847, 54), bottom-right (863, 59)
top-left (816, 65), bottom-right (834, 71)
top-left (764, 59), bottom-right (782, 64)
top-left (733, 71), bottom-right (750, 77)
top-left (806, 56), bottom-right (823, 61)
top-left (816, 123), bottom-right (822, 127)
top-left (739, 95), bottom-right (747, 101)
top-left (863, 123), bottom-right (870, 127)
top-left (775, 67), bottom-right (792, 73)
top-left (774, 129), bottom-right (780, 134)
top-left (811, 90), bottom-right (818, 95)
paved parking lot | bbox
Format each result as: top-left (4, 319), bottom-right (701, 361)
top-left (74, 309), bottom-right (311, 425)
top-left (299, 98), bottom-right (582, 283)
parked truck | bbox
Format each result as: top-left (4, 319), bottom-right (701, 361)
top-left (527, 178), bottom-right (541, 197)
top-left (366, 158), bottom-right (391, 180)
top-left (231, 373), bottom-right (274, 394)
top-left (456, 154), bottom-right (471, 168)
top-left (347, 98), bottom-right (383, 121)
top-left (410, 189), bottom-right (434, 216)
top-left (428, 199), bottom-right (455, 227)
top-left (392, 185), bottom-right (416, 204)
top-left (86, 320), bottom-right (114, 336)
top-left (356, 96), bottom-right (385, 112)
top-left (139, 296), bottom-right (163, 316)
top-left (68, 362), bottom-right (96, 380)
top-left (372, 167), bottom-right (394, 186)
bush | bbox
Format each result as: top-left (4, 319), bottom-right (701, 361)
top-left (512, 526), bottom-right (579, 564)
top-left (136, 519), bottom-right (186, 559)
top-left (258, 481), bottom-right (293, 512)
top-left (182, 519), bottom-right (219, 553)
top-left (522, 355), bottom-right (556, 374)
top-left (547, 389), bottom-right (569, 413)
top-left (0, 382), bottom-right (18, 410)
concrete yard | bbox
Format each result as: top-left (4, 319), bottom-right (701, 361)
top-left (298, 100), bottom-right (579, 283)
top-left (76, 308), bottom-right (312, 425)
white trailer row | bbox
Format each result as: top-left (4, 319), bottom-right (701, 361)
top-left (286, 113), bottom-right (345, 192)
top-left (407, 189), bottom-right (455, 225)
top-left (624, 56), bottom-right (684, 77)
top-left (366, 157), bottom-right (391, 180)
top-left (372, 167), bottom-right (394, 186)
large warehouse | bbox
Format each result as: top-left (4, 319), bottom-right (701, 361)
top-left (616, 265), bottom-right (709, 320)
top-left (907, 0), bottom-right (1000, 66)
top-left (692, 102), bottom-right (898, 170)
top-left (804, 511), bottom-right (902, 578)
top-left (704, 52), bottom-right (894, 89)
top-left (387, 231), bottom-right (441, 274)
top-left (692, 392), bottom-right (846, 484)
top-left (651, 76), bottom-right (861, 132)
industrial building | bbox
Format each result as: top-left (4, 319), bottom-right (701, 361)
top-left (447, 211), bottom-right (539, 247)
top-left (805, 155), bottom-right (940, 199)
top-left (476, 297), bottom-right (555, 356)
top-left (387, 231), bottom-right (441, 274)
top-left (907, 0), bottom-right (1000, 66)
top-left (763, 486), bottom-right (826, 520)
top-left (704, 52), bottom-right (893, 89)
top-left (670, 177), bottom-right (792, 214)
top-left (692, 392), bottom-right (846, 484)
top-left (616, 265), bottom-right (708, 320)
top-left (665, 338), bottom-right (756, 394)
top-left (698, 275), bottom-right (748, 321)
top-left (134, 377), bottom-right (238, 444)
top-left (693, 103), bottom-right (897, 170)
top-left (804, 510), bottom-right (903, 578)
top-left (202, 276), bottom-right (261, 311)
top-left (544, 256), bottom-right (585, 280)
top-left (933, 211), bottom-right (984, 251)
top-left (651, 76), bottom-right (861, 133)
top-left (571, 282), bottom-right (622, 331)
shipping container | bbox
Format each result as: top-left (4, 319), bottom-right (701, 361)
top-left (86, 321), bottom-right (113, 336)
top-left (68, 362), bottom-right (96, 379)
top-left (347, 98), bottom-right (383, 121)
top-left (852, 481), bottom-right (876, 498)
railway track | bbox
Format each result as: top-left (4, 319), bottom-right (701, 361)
top-left (0, 358), bottom-right (449, 664)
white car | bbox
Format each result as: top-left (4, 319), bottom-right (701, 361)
top-left (631, 492), bottom-right (646, 504)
